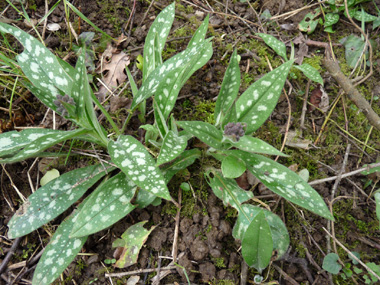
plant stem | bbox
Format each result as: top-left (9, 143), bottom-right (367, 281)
top-left (90, 92), bottom-right (120, 136)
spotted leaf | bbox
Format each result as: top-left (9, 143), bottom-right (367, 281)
top-left (70, 173), bottom-right (137, 238)
top-left (133, 39), bottom-right (212, 111)
top-left (0, 23), bottom-right (75, 115)
top-left (143, 2), bottom-right (175, 81)
top-left (233, 205), bottom-right (289, 267)
top-left (0, 128), bottom-right (88, 164)
top-left (0, 129), bottom-right (58, 157)
top-left (235, 60), bottom-right (293, 133)
top-left (227, 150), bottom-right (334, 220)
top-left (157, 131), bottom-right (187, 166)
top-left (187, 14), bottom-right (209, 47)
top-left (7, 164), bottom-right (113, 239)
top-left (294, 63), bottom-right (323, 85)
top-left (108, 135), bottom-right (171, 200)
top-left (241, 209), bottom-right (273, 273)
top-left (32, 205), bottom-right (87, 285)
top-left (177, 121), bottom-right (224, 149)
top-left (232, 136), bottom-right (287, 157)
top-left (205, 170), bottom-right (253, 211)
top-left (215, 49), bottom-right (240, 126)
top-left (257, 33), bottom-right (287, 60)
top-left (136, 149), bottom-right (201, 208)
top-left (112, 221), bottom-right (155, 268)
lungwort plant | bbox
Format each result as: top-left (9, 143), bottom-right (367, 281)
top-left (1, 3), bottom-right (333, 283)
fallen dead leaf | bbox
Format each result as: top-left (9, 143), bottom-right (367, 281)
top-left (309, 84), bottom-right (329, 113)
top-left (285, 130), bottom-right (312, 150)
top-left (96, 44), bottom-right (130, 102)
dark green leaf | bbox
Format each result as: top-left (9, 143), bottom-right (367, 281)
top-left (177, 121), bottom-right (224, 149)
top-left (294, 63), bottom-right (323, 85)
top-left (257, 33), bottom-right (287, 60)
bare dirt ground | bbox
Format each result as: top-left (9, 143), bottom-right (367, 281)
top-left (1, 0), bottom-right (380, 284)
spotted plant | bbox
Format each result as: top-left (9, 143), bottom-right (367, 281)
top-left (0, 2), bottom-right (333, 283)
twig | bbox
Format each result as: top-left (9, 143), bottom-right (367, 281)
top-left (309, 161), bottom-right (380, 185)
top-left (269, 1), bottom-right (327, 20)
top-left (272, 264), bottom-right (299, 285)
top-left (300, 80), bottom-right (311, 130)
top-left (322, 60), bottom-right (380, 130)
top-left (172, 188), bottom-right (181, 263)
top-left (0, 237), bottom-right (22, 274)
top-left (322, 227), bottom-right (380, 281)
top-left (240, 260), bottom-right (248, 285)
top-left (41, 0), bottom-right (48, 40)
top-left (105, 265), bottom-right (177, 278)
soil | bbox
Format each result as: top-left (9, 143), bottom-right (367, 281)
top-left (1, 0), bottom-right (380, 284)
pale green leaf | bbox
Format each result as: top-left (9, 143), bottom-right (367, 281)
top-left (354, 10), bottom-right (378, 22)
top-left (215, 49), bottom-right (240, 126)
top-left (324, 13), bottom-right (339, 27)
top-left (257, 33), bottom-right (287, 60)
top-left (32, 206), bottom-right (87, 285)
top-left (375, 192), bottom-right (380, 230)
top-left (294, 63), bottom-right (323, 85)
top-left (40, 169), bottom-right (60, 186)
top-left (8, 164), bottom-right (113, 239)
top-left (235, 61), bottom-right (293, 133)
top-left (241, 210), bottom-right (273, 273)
top-left (177, 121), bottom-right (224, 149)
top-left (157, 131), bottom-right (187, 166)
top-left (108, 135), bottom-right (171, 200)
top-left (112, 221), bottom-right (155, 268)
top-left (70, 173), bottom-right (137, 237)
top-left (187, 14), bottom-right (209, 47)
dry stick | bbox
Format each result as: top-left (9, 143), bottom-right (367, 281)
top-left (300, 79), bottom-right (311, 130)
top-left (240, 260), bottom-right (248, 285)
top-left (326, 144), bottom-right (351, 284)
top-left (272, 264), bottom-right (299, 285)
top-left (269, 0), bottom-right (327, 20)
top-left (309, 161), bottom-right (380, 185)
top-left (41, 0), bottom-right (48, 40)
top-left (0, 237), bottom-right (22, 274)
top-left (172, 188), bottom-right (182, 263)
top-left (105, 265), bottom-right (177, 278)
top-left (322, 60), bottom-right (380, 131)
top-left (322, 227), bottom-right (380, 281)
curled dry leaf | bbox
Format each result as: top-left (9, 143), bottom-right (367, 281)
top-left (46, 23), bottom-right (61, 32)
top-left (309, 84), bottom-right (329, 113)
top-left (285, 130), bottom-right (312, 150)
top-left (96, 44), bottom-right (130, 102)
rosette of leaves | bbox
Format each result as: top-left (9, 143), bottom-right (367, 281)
top-left (176, 45), bottom-right (333, 272)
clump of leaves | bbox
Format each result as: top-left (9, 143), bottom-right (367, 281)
top-left (0, 2), bottom-right (333, 284)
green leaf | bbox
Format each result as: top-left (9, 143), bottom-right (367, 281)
top-left (215, 49), bottom-right (240, 126)
top-left (133, 39), bottom-right (212, 111)
top-left (235, 61), bottom-right (293, 133)
top-left (232, 205), bottom-right (289, 261)
top-left (227, 150), bottom-right (334, 220)
top-left (324, 13), bottom-right (340, 27)
top-left (126, 66), bottom-right (138, 97)
top-left (32, 206), bottom-right (88, 285)
top-left (0, 128), bottom-right (87, 163)
top-left (361, 164), bottom-right (380, 175)
top-left (70, 173), bottom-right (137, 238)
top-left (157, 131), bottom-right (187, 166)
top-left (348, 251), bottom-right (360, 265)
top-left (340, 35), bottom-right (366, 68)
top-left (8, 164), bottom-right (112, 239)
top-left (298, 12), bottom-right (320, 34)
top-left (108, 135), bottom-right (171, 200)
top-left (354, 10), bottom-right (378, 22)
top-left (221, 155), bottom-right (246, 178)
top-left (232, 136), bottom-right (287, 157)
top-left (375, 192), bottom-right (380, 230)
top-left (143, 3), bottom-right (175, 81)
top-left (155, 39), bottom-right (213, 119)
top-left (366, 262), bottom-right (380, 282)
top-left (112, 221), bottom-right (155, 268)
top-left (256, 33), bottom-right (287, 60)
top-left (323, 253), bottom-right (342, 274)
top-left (0, 129), bottom-right (58, 157)
top-left (241, 210), bottom-right (273, 272)
top-left (153, 100), bottom-right (169, 139)
top-left (187, 14), bottom-right (209, 47)
top-left (205, 170), bottom-right (253, 211)
top-left (177, 121), bottom-right (224, 149)
top-left (0, 23), bottom-right (75, 115)
top-left (294, 63), bottom-right (323, 85)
